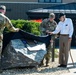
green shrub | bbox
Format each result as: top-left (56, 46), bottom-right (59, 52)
top-left (4, 19), bottom-right (41, 35)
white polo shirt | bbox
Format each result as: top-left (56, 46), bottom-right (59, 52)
top-left (53, 18), bottom-right (74, 38)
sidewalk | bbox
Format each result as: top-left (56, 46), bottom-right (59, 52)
top-left (0, 48), bottom-right (75, 75)
top-left (61, 48), bottom-right (76, 75)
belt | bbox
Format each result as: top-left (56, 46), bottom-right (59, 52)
top-left (60, 34), bottom-right (69, 36)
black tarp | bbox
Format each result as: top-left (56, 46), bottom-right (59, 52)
top-left (3, 30), bottom-right (51, 51)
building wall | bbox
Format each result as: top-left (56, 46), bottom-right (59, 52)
top-left (0, 0), bottom-right (75, 20)
top-left (0, 3), bottom-right (59, 19)
top-left (0, 0), bottom-right (76, 3)
top-left (63, 0), bottom-right (76, 3)
top-left (0, 0), bottom-right (38, 2)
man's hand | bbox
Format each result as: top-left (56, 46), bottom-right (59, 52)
top-left (46, 31), bottom-right (53, 35)
top-left (68, 38), bottom-right (72, 42)
top-left (46, 30), bottom-right (50, 35)
top-left (15, 28), bottom-right (20, 32)
top-left (46, 30), bottom-right (53, 35)
top-left (49, 32), bottom-right (53, 34)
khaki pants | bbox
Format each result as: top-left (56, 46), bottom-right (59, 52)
top-left (59, 35), bottom-right (71, 65)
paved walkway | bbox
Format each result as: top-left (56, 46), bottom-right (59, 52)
top-left (0, 48), bottom-right (76, 75)
top-left (61, 48), bottom-right (76, 75)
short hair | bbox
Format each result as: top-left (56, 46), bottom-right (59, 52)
top-left (58, 13), bottom-right (65, 19)
top-left (49, 13), bottom-right (55, 18)
top-left (0, 5), bottom-right (6, 10)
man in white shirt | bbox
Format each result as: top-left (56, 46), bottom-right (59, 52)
top-left (47, 13), bottom-right (74, 67)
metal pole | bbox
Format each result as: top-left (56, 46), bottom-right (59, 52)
top-left (51, 41), bottom-right (55, 62)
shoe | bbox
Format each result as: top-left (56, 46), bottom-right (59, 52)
top-left (58, 64), bottom-right (63, 67)
top-left (46, 60), bottom-right (50, 67)
top-left (45, 63), bottom-right (50, 67)
top-left (39, 63), bottom-right (44, 67)
top-left (62, 65), bottom-right (67, 68)
top-left (39, 64), bottom-right (44, 67)
top-left (39, 60), bottom-right (44, 67)
top-left (58, 64), bottom-right (67, 68)
top-left (45, 64), bottom-right (49, 67)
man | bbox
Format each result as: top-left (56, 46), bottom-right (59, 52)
top-left (39, 13), bottom-right (57, 66)
top-left (48, 13), bottom-right (74, 67)
top-left (0, 5), bottom-right (19, 72)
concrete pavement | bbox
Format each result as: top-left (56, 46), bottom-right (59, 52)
top-left (61, 48), bottom-right (76, 75)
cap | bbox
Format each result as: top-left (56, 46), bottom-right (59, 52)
top-left (0, 5), bottom-right (6, 10)
top-left (49, 13), bottom-right (55, 18)
top-left (58, 13), bottom-right (65, 19)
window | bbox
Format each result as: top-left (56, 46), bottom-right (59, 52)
top-left (51, 0), bottom-right (55, 3)
top-left (38, 0), bottom-right (62, 3)
top-left (45, 0), bottom-right (50, 2)
top-left (56, 0), bottom-right (62, 3)
top-left (39, 0), bottom-right (45, 2)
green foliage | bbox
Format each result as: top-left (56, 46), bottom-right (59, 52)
top-left (4, 19), bottom-right (41, 35)
top-left (54, 49), bottom-right (59, 58)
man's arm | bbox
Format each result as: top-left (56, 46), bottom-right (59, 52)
top-left (5, 17), bottom-right (19, 32)
top-left (47, 23), bottom-right (61, 35)
top-left (39, 20), bottom-right (47, 35)
top-left (52, 22), bottom-right (61, 34)
top-left (50, 21), bottom-right (57, 38)
top-left (54, 21), bottom-right (57, 29)
top-left (69, 19), bottom-right (74, 39)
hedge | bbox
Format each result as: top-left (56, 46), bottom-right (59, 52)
top-left (4, 19), bottom-right (41, 35)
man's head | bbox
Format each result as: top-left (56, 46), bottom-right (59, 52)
top-left (49, 13), bottom-right (55, 22)
top-left (58, 13), bottom-right (66, 22)
top-left (0, 5), bottom-right (6, 14)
